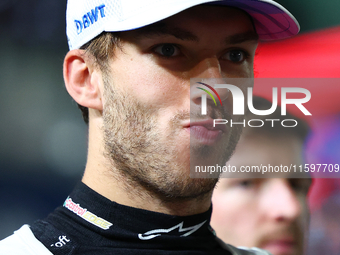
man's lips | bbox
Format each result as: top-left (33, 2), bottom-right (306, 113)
top-left (261, 239), bottom-right (297, 255)
top-left (184, 119), bottom-right (227, 133)
top-left (183, 119), bottom-right (227, 145)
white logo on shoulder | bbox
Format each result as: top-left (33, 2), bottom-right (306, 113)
top-left (138, 220), bottom-right (207, 240)
top-left (63, 197), bottom-right (113, 230)
top-left (50, 236), bottom-right (70, 248)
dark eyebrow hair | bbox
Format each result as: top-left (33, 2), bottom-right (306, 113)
top-left (132, 22), bottom-right (259, 44)
top-left (226, 31), bottom-right (259, 44)
top-left (132, 22), bottom-right (199, 42)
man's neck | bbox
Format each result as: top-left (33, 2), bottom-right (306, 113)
top-left (82, 165), bottom-right (213, 216)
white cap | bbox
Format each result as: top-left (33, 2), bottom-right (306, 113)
top-left (66, 0), bottom-right (300, 50)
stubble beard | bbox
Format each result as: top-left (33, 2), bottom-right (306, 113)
top-left (102, 76), bottom-right (242, 203)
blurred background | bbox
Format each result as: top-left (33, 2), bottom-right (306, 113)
top-left (0, 0), bottom-right (86, 239)
top-left (0, 0), bottom-right (339, 254)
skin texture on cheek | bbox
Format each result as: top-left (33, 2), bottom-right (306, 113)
top-left (102, 72), bottom-right (218, 202)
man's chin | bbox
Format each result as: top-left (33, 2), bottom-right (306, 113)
top-left (261, 244), bottom-right (299, 255)
top-left (153, 177), bottom-right (218, 203)
top-left (257, 232), bottom-right (302, 255)
top-left (190, 147), bottom-right (229, 179)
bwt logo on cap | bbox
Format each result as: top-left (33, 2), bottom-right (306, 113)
top-left (75, 4), bottom-right (106, 35)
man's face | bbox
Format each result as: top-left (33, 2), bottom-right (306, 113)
top-left (101, 5), bottom-right (258, 200)
top-left (211, 134), bottom-right (311, 255)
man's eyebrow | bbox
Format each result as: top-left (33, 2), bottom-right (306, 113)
top-left (225, 31), bottom-right (259, 44)
top-left (132, 23), bottom-right (259, 44)
top-left (132, 22), bottom-right (199, 42)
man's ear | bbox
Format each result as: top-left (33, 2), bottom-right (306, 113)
top-left (63, 49), bottom-right (103, 111)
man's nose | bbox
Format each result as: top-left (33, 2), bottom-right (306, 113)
top-left (190, 58), bottom-right (229, 106)
top-left (262, 179), bottom-right (302, 222)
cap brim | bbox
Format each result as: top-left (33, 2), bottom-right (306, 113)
top-left (103, 0), bottom-right (299, 41)
top-left (67, 0), bottom-right (299, 50)
top-left (213, 0), bottom-right (300, 40)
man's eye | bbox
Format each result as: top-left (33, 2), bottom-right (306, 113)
top-left (290, 179), bottom-right (311, 194)
top-left (223, 50), bottom-right (248, 63)
top-left (237, 179), bottom-right (254, 188)
top-left (153, 44), bottom-right (180, 57)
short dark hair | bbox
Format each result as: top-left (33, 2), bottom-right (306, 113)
top-left (77, 32), bottom-right (121, 124)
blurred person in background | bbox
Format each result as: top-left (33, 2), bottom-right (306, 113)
top-left (211, 97), bottom-right (312, 255)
